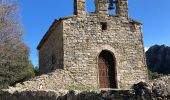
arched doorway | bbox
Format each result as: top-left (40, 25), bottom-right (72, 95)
top-left (98, 50), bottom-right (117, 88)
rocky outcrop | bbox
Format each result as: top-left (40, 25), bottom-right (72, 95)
top-left (146, 45), bottom-right (170, 74)
top-left (150, 76), bottom-right (170, 98)
top-left (132, 76), bottom-right (170, 100)
top-left (0, 76), bottom-right (170, 100)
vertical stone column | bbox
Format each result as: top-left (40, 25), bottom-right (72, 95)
top-left (74, 0), bottom-right (86, 15)
top-left (95, 0), bottom-right (109, 15)
top-left (116, 0), bottom-right (128, 17)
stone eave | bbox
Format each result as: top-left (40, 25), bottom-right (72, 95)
top-left (129, 18), bottom-right (143, 25)
top-left (37, 16), bottom-right (74, 50)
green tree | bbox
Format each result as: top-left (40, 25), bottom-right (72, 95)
top-left (0, 0), bottom-right (35, 89)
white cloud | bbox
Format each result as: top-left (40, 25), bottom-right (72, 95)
top-left (145, 47), bottom-right (149, 52)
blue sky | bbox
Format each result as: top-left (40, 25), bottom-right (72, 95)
top-left (19, 0), bottom-right (170, 66)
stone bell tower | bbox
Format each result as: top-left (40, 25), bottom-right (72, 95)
top-left (116, 0), bottom-right (128, 17)
top-left (94, 0), bottom-right (128, 17)
top-left (74, 0), bottom-right (128, 17)
top-left (74, 0), bottom-right (86, 15)
top-left (95, 0), bottom-right (109, 14)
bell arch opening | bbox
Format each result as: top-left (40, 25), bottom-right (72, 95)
top-left (108, 0), bottom-right (116, 15)
top-left (98, 50), bottom-right (117, 89)
top-left (86, 0), bottom-right (95, 13)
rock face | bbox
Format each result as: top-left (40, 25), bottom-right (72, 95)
top-left (36, 0), bottom-right (147, 90)
top-left (0, 76), bottom-right (170, 100)
top-left (146, 45), bottom-right (170, 74)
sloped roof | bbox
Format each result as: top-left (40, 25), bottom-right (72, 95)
top-left (129, 18), bottom-right (143, 25)
top-left (37, 16), bottom-right (73, 50)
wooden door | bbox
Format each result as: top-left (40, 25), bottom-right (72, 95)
top-left (98, 50), bottom-right (116, 88)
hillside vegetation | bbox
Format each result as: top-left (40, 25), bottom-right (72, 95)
top-left (0, 1), bottom-right (36, 89)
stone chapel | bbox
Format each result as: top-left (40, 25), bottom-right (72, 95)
top-left (37, 0), bottom-right (148, 89)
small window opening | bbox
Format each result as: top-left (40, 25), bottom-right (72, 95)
top-left (101, 22), bottom-right (107, 30)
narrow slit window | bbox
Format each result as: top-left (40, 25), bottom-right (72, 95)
top-left (52, 53), bottom-right (56, 64)
top-left (101, 22), bottom-right (107, 30)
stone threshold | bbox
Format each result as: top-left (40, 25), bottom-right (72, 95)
top-left (100, 88), bottom-right (133, 91)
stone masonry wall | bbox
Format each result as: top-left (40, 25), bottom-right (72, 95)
top-left (1, 76), bottom-right (170, 100)
top-left (10, 69), bottom-right (74, 91)
top-left (63, 14), bottom-right (147, 89)
top-left (39, 21), bottom-right (64, 74)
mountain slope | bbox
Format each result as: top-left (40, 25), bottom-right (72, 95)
top-left (146, 45), bottom-right (170, 74)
